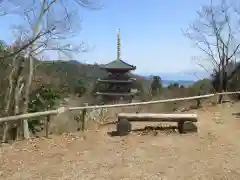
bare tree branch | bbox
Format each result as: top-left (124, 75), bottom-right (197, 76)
top-left (185, 0), bottom-right (240, 97)
top-left (1, 0), bottom-right (102, 140)
top-left (0, 29), bottom-right (54, 60)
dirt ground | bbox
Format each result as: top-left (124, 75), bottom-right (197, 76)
top-left (0, 102), bottom-right (240, 180)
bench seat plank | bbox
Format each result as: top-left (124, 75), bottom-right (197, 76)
top-left (118, 113), bottom-right (198, 122)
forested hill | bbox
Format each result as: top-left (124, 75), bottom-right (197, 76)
top-left (33, 60), bottom-right (149, 92)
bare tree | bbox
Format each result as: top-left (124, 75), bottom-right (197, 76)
top-left (185, 0), bottom-right (240, 102)
top-left (1, 0), bottom-right (101, 141)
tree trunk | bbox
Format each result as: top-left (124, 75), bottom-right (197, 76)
top-left (21, 54), bottom-right (33, 139)
top-left (14, 82), bottom-right (24, 140)
top-left (20, 3), bottom-right (46, 138)
top-left (2, 55), bottom-right (22, 142)
top-left (217, 63), bottom-right (224, 104)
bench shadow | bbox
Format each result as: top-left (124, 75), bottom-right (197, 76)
top-left (107, 131), bottom-right (119, 137)
top-left (232, 112), bottom-right (240, 118)
top-left (107, 125), bottom-right (178, 137)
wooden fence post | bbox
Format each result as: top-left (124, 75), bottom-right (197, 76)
top-left (45, 115), bottom-right (50, 138)
top-left (196, 92), bottom-right (202, 108)
top-left (75, 115), bottom-right (81, 131)
top-left (196, 98), bottom-right (201, 108)
top-left (81, 103), bottom-right (88, 131)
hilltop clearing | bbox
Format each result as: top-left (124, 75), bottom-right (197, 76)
top-left (1, 102), bottom-right (240, 180)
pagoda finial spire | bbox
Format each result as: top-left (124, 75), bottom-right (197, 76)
top-left (117, 29), bottom-right (121, 60)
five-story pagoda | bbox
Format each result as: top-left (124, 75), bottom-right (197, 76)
top-left (96, 29), bottom-right (137, 103)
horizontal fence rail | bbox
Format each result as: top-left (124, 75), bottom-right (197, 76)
top-left (0, 91), bottom-right (239, 124)
top-left (69, 91), bottom-right (240, 110)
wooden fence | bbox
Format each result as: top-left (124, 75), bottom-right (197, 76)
top-left (0, 91), bottom-right (240, 138)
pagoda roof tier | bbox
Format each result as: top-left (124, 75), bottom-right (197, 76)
top-left (97, 78), bottom-right (133, 83)
top-left (95, 92), bottom-right (136, 96)
top-left (100, 59), bottom-right (136, 71)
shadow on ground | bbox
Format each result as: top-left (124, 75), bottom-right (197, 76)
top-left (107, 125), bottom-right (178, 137)
top-left (232, 112), bottom-right (240, 118)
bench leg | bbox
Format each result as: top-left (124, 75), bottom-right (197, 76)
top-left (116, 118), bottom-right (132, 136)
top-left (178, 121), bottom-right (184, 134)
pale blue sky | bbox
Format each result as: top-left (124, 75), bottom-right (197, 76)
top-left (0, 0), bottom-right (211, 79)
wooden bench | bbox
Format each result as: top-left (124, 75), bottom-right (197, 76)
top-left (116, 113), bottom-right (198, 135)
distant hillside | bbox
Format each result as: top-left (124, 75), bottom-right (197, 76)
top-left (162, 80), bottom-right (195, 87)
top-left (35, 60), bottom-right (107, 85)
top-left (31, 59), bottom-right (151, 95)
top-left (0, 52), bottom-right (153, 101)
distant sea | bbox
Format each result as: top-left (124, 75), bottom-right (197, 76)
top-left (139, 71), bottom-right (209, 87)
